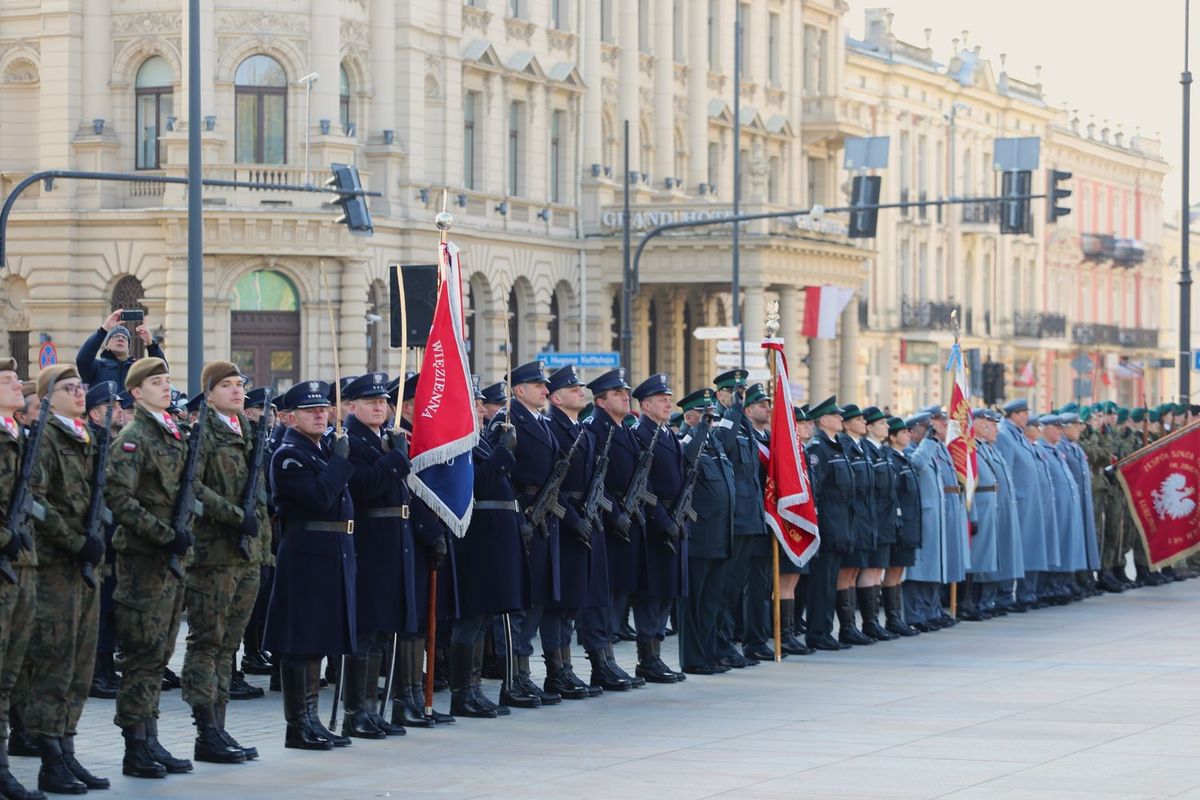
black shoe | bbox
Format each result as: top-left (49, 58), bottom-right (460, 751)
top-left (89, 652), bottom-right (120, 700)
top-left (543, 649), bottom-right (588, 700)
top-left (120, 723), bottom-right (168, 779)
top-left (807, 633), bottom-right (849, 651)
top-left (517, 656), bottom-right (560, 705)
top-left (635, 641), bottom-right (677, 684)
top-left (717, 653), bottom-right (750, 668)
top-left (8, 725), bottom-right (38, 758)
top-left (241, 652), bottom-right (273, 676)
top-left (744, 645), bottom-right (783, 662)
top-left (282, 662), bottom-right (332, 750)
top-left (145, 719), bottom-right (193, 773)
top-left (957, 609), bottom-right (985, 622)
top-left (859, 587), bottom-right (898, 641)
top-left (681, 664), bottom-right (723, 675)
top-left (213, 704), bottom-right (257, 760)
top-left (191, 706), bottom-right (247, 764)
top-left (781, 635), bottom-right (815, 655)
top-left (499, 681), bottom-right (541, 709)
top-left (229, 670), bottom-right (264, 700)
top-left (911, 622), bottom-right (937, 633)
top-left (450, 689), bottom-right (498, 719)
top-left (935, 613), bottom-right (959, 627)
top-left (36, 737), bottom-right (87, 795)
top-left (303, 661), bottom-right (350, 748)
top-left (0, 752), bottom-right (45, 800)
top-left (60, 736), bottom-right (109, 789)
top-left (341, 710), bottom-right (386, 740)
top-left (587, 650), bottom-right (632, 691)
top-left (391, 685), bottom-right (435, 729)
top-left (1097, 572), bottom-right (1126, 593)
top-left (836, 589), bottom-right (875, 645)
top-left (615, 622), bottom-right (637, 642)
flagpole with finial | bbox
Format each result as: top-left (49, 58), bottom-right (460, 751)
top-left (948, 308), bottom-right (960, 619)
top-left (765, 299), bottom-right (783, 663)
top-left (422, 188), bottom-right (455, 722)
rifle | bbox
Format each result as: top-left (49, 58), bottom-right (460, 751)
top-left (616, 422), bottom-right (662, 537)
top-left (0, 395), bottom-right (50, 584)
top-left (579, 426), bottom-right (616, 548)
top-left (237, 388), bottom-right (273, 561)
top-left (665, 440), bottom-right (707, 554)
top-left (80, 402), bottom-right (115, 589)
top-left (167, 396), bottom-right (207, 580)
top-left (523, 425), bottom-right (585, 540)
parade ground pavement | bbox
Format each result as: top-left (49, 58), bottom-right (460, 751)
top-left (30, 578), bottom-right (1200, 799)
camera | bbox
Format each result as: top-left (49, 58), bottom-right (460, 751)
top-left (120, 309), bottom-right (145, 324)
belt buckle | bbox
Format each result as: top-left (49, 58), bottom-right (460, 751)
top-left (346, 520), bottom-right (355, 535)
top-left (401, 505), bottom-right (410, 519)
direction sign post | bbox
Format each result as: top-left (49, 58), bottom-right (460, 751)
top-left (536, 351), bottom-right (621, 370)
top-left (692, 326), bottom-right (741, 341)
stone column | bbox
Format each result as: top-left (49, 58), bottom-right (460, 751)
top-left (162, 256), bottom-right (191, 389)
top-left (177, 0), bottom-right (217, 128)
top-left (778, 284), bottom-right (801, 349)
top-left (808, 337), bottom-right (830, 401)
top-left (370, 0), bottom-right (396, 138)
top-left (581, 0), bottom-right (603, 169)
top-left (742, 284), bottom-right (766, 348)
top-left (618, 0), bottom-right (641, 173)
top-left (338, 261), bottom-right (369, 375)
top-left (75, 0), bottom-right (118, 206)
top-left (310, 0), bottom-right (341, 131)
top-left (838, 294), bottom-right (861, 401)
top-left (686, 0), bottom-right (708, 191)
top-left (652, 0), bottom-right (674, 187)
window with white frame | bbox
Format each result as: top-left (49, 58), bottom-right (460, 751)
top-left (508, 101), bottom-right (523, 196)
top-left (463, 91), bottom-right (478, 190)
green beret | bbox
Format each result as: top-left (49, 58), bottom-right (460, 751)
top-left (1058, 402), bottom-right (1080, 414)
top-left (1130, 408), bottom-right (1146, 423)
top-left (124, 357), bottom-right (169, 391)
top-left (1149, 410), bottom-right (1161, 423)
top-left (1079, 407), bottom-right (1093, 422)
top-left (1117, 408), bottom-right (1129, 424)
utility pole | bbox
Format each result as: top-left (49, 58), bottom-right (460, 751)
top-left (186, 0), bottom-right (203, 394)
top-left (1181, 0), bottom-right (1193, 403)
top-left (733, 5), bottom-right (743, 371)
top-left (621, 119), bottom-right (633, 369)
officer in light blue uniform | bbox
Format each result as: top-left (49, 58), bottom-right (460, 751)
top-left (961, 412), bottom-right (998, 621)
top-left (1038, 414), bottom-right (1087, 603)
top-left (902, 413), bottom-right (947, 631)
top-left (973, 410), bottom-right (1024, 615)
top-left (1060, 412), bottom-right (1101, 586)
top-left (996, 398), bottom-right (1051, 610)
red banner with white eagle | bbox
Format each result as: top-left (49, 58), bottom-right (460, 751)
top-left (761, 339), bottom-right (819, 567)
top-left (1116, 422), bottom-right (1200, 569)
top-left (946, 342), bottom-right (978, 509)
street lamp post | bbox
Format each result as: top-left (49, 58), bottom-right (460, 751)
top-left (186, 0), bottom-right (202, 394)
top-left (1181, 0), bottom-right (1193, 404)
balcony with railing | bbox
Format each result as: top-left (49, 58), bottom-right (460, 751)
top-left (1013, 311), bottom-right (1067, 339)
top-left (900, 298), bottom-right (961, 331)
top-left (1119, 327), bottom-right (1159, 349)
top-left (1081, 233), bottom-right (1145, 267)
top-left (1071, 323), bottom-right (1121, 346)
top-left (799, 95), bottom-right (870, 145)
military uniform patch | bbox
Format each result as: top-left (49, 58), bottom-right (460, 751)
top-left (122, 442), bottom-right (137, 452)
top-left (281, 458), bottom-right (304, 470)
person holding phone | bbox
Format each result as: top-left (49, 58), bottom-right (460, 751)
top-left (76, 308), bottom-right (167, 389)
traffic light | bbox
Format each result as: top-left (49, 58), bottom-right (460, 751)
top-left (982, 361), bottom-right (1006, 406)
top-left (999, 170), bottom-right (1032, 235)
top-left (1047, 169), bottom-right (1072, 224)
top-left (847, 175), bottom-right (881, 238)
top-left (325, 163), bottom-right (373, 236)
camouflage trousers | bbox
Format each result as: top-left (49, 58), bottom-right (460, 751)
top-left (113, 552), bottom-right (185, 729)
top-left (0, 566), bottom-right (35, 735)
top-left (22, 561), bottom-right (100, 737)
top-left (1101, 491), bottom-right (1127, 569)
top-left (181, 563), bottom-right (260, 707)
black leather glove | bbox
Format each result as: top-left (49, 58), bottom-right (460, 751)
top-left (427, 535), bottom-right (447, 570)
top-left (239, 511), bottom-right (259, 539)
top-left (663, 518), bottom-right (681, 542)
top-left (570, 514), bottom-right (593, 545)
top-left (386, 427), bottom-right (409, 458)
top-left (330, 433), bottom-right (350, 460)
top-left (519, 521), bottom-right (534, 556)
top-left (164, 529), bottom-right (192, 556)
top-left (612, 511), bottom-right (632, 539)
top-left (497, 424), bottom-right (518, 452)
top-left (76, 536), bottom-right (104, 566)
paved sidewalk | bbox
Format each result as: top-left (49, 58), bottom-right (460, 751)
top-left (13, 579), bottom-right (1200, 799)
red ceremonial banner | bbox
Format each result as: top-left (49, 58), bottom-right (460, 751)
top-left (1115, 422), bottom-right (1200, 569)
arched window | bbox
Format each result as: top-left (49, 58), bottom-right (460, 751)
top-left (230, 269), bottom-right (299, 311)
top-left (135, 56), bottom-right (173, 169)
top-left (339, 65), bottom-right (352, 135)
top-left (230, 270), bottom-right (301, 392)
top-left (111, 275), bottom-right (149, 358)
top-left (235, 55), bottom-right (287, 164)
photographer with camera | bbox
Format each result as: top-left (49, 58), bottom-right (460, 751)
top-left (76, 309), bottom-right (167, 389)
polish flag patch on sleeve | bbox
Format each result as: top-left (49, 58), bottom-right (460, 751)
top-left (122, 442), bottom-right (137, 452)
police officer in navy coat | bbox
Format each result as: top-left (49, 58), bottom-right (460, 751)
top-left (580, 368), bottom-right (646, 690)
top-left (631, 373), bottom-right (707, 684)
top-left (487, 360), bottom-right (564, 709)
top-left (264, 380), bottom-right (357, 752)
top-left (340, 372), bottom-right (413, 739)
top-left (804, 396), bottom-right (857, 651)
top-left (542, 365), bottom-right (606, 699)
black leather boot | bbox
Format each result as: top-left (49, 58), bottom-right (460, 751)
top-left (306, 659), bottom-right (350, 747)
top-left (607, 643), bottom-right (644, 688)
top-left (860, 586), bottom-right (897, 640)
top-left (229, 654), bottom-right (264, 700)
top-left (8, 707), bottom-right (38, 757)
top-left (449, 643), bottom-right (496, 718)
top-left (543, 649), bottom-right (588, 700)
top-left (120, 723), bottom-right (167, 779)
top-left (562, 647), bottom-right (601, 696)
top-left (391, 640), bottom-right (433, 728)
top-left (587, 649), bottom-right (631, 691)
top-left (191, 705), bottom-right (246, 764)
top-left (635, 640), bottom-right (677, 684)
top-left (363, 649), bottom-right (404, 737)
top-left (340, 657), bottom-right (385, 740)
top-left (60, 734), bottom-right (109, 789)
top-left (779, 600), bottom-right (814, 655)
top-left (89, 652), bottom-right (119, 700)
top-left (501, 655), bottom-right (544, 708)
top-left (282, 661), bottom-right (331, 750)
top-left (410, 639), bottom-right (454, 724)
top-left (36, 736), bottom-right (86, 795)
top-left (145, 718), bottom-right (192, 773)
top-left (837, 589), bottom-right (874, 646)
top-left (654, 639), bottom-right (687, 681)
top-left (472, 638), bottom-right (509, 716)
top-left (241, 624), bottom-right (273, 675)
top-left (882, 585), bottom-right (919, 637)
top-left (214, 703), bottom-right (257, 760)
top-left (0, 736), bottom-right (45, 800)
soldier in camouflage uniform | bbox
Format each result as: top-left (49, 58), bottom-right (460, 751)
top-left (105, 357), bottom-right (195, 779)
top-left (181, 361), bottom-right (270, 765)
top-left (0, 358), bottom-right (40, 800)
top-left (1081, 409), bottom-right (1122, 594)
top-left (23, 365), bottom-right (110, 794)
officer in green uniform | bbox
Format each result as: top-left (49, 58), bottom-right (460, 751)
top-left (0, 358), bottom-right (41, 800)
top-left (24, 365), bottom-right (109, 794)
top-left (105, 357), bottom-right (195, 779)
top-left (182, 360), bottom-right (269, 765)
